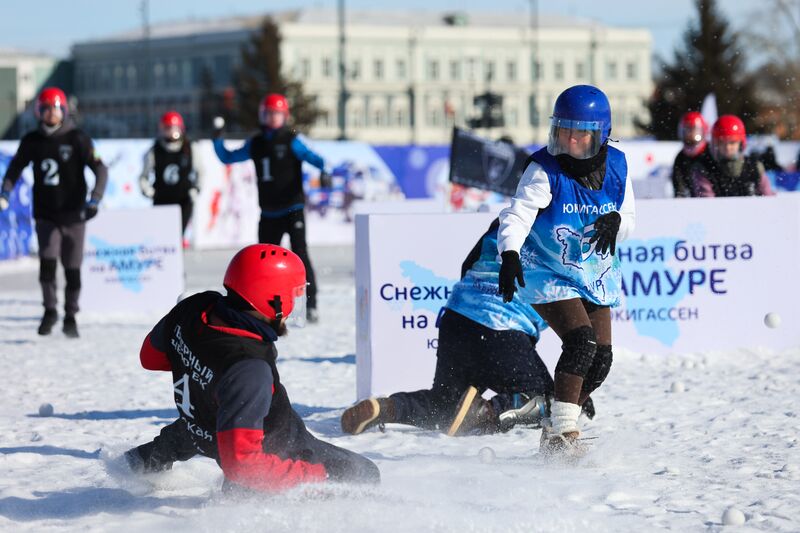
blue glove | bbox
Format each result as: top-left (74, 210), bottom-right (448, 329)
top-left (82, 199), bottom-right (99, 221)
top-left (0, 192), bottom-right (9, 212)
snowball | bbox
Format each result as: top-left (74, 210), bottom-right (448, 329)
top-left (670, 382), bottom-right (685, 393)
top-left (213, 116), bottom-right (225, 130)
top-left (764, 312), bottom-right (781, 329)
top-left (38, 403), bottom-right (54, 417)
top-left (478, 447), bottom-right (496, 464)
top-left (721, 507), bottom-right (746, 526)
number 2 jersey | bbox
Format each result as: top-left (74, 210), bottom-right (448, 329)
top-left (1, 122), bottom-right (108, 224)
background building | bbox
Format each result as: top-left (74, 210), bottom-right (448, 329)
top-left (71, 9), bottom-right (652, 143)
top-left (0, 49), bottom-right (65, 139)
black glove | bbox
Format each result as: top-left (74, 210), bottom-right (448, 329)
top-left (498, 250), bottom-right (525, 303)
top-left (319, 171), bottom-right (333, 189)
top-left (589, 211), bottom-right (621, 256)
top-left (82, 199), bottom-right (99, 221)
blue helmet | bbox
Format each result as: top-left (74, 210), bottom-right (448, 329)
top-left (547, 85), bottom-right (612, 160)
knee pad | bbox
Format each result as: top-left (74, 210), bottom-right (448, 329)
top-left (39, 258), bottom-right (57, 283)
top-left (65, 268), bottom-right (81, 290)
top-left (582, 345), bottom-right (613, 393)
top-left (554, 325), bottom-right (597, 379)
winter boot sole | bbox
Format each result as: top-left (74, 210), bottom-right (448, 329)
top-left (341, 398), bottom-right (381, 435)
top-left (446, 386), bottom-right (479, 437)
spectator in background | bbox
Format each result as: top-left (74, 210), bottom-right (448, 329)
top-left (671, 111), bottom-right (711, 198)
top-left (692, 115), bottom-right (775, 197)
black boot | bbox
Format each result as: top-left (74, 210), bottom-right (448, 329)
top-left (38, 309), bottom-right (58, 336)
top-left (62, 315), bottom-right (79, 338)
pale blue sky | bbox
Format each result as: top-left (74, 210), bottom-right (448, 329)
top-left (2, 0), bottom-right (760, 61)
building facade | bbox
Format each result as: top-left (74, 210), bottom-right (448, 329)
top-left (71, 9), bottom-right (652, 143)
top-left (0, 49), bottom-right (60, 139)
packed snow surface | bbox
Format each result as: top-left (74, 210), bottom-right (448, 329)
top-left (0, 248), bottom-right (798, 532)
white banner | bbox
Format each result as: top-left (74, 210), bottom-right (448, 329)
top-left (355, 197), bottom-right (800, 398)
top-left (81, 206), bottom-right (184, 314)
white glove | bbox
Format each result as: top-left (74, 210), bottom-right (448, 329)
top-left (189, 187), bottom-right (199, 202)
top-left (139, 177), bottom-right (155, 199)
top-left (0, 193), bottom-right (9, 211)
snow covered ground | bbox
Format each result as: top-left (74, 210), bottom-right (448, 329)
top-left (0, 246), bottom-right (798, 532)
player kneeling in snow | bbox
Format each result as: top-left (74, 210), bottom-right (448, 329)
top-left (124, 244), bottom-right (379, 492)
top-left (342, 218), bottom-right (593, 437)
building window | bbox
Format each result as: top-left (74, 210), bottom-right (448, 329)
top-left (351, 60), bottom-right (361, 80)
top-left (213, 55), bottom-right (231, 84)
top-left (554, 61), bottom-right (564, 81)
top-left (506, 60), bottom-right (517, 82)
top-left (427, 59), bottom-right (440, 81)
top-left (531, 61), bottom-right (541, 81)
top-left (396, 59), bottom-right (406, 79)
top-left (322, 58), bottom-right (333, 78)
top-left (317, 110), bottom-right (330, 127)
top-left (374, 59), bottom-right (384, 80)
top-left (485, 61), bottom-right (495, 82)
top-left (529, 94), bottom-right (540, 126)
top-left (450, 60), bottom-right (461, 81)
top-left (606, 61), bottom-right (617, 80)
top-left (507, 108), bottom-right (518, 126)
top-left (626, 61), bottom-right (637, 80)
top-left (466, 58), bottom-right (477, 81)
top-left (113, 65), bottom-right (124, 90)
top-left (373, 109), bottom-right (386, 126)
top-left (152, 63), bottom-right (164, 89)
top-left (167, 61), bottom-right (179, 88)
top-left (395, 108), bottom-right (406, 126)
top-left (575, 61), bottom-right (585, 80)
top-left (299, 58), bottom-right (311, 79)
top-left (126, 65), bottom-right (137, 89)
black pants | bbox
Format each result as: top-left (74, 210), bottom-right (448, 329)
top-left (390, 309), bottom-right (554, 431)
top-left (133, 416), bottom-right (379, 485)
top-left (35, 218), bottom-right (86, 316)
top-left (258, 210), bottom-right (317, 310)
top-left (154, 198), bottom-right (193, 235)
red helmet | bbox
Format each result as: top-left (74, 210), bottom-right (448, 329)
top-left (711, 115), bottom-right (746, 148)
top-left (223, 244), bottom-right (306, 321)
top-left (678, 111), bottom-right (708, 144)
top-left (160, 111), bottom-right (185, 131)
top-left (36, 87), bottom-right (68, 119)
top-left (259, 93), bottom-right (289, 125)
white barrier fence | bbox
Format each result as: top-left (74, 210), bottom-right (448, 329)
top-left (355, 195), bottom-right (800, 398)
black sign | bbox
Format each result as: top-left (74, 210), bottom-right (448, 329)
top-left (448, 127), bottom-right (531, 197)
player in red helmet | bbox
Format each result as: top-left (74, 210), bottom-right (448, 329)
top-left (139, 111), bottom-right (203, 240)
top-left (123, 244), bottom-right (379, 492)
top-left (691, 115), bottom-right (774, 197)
top-left (0, 86), bottom-right (108, 338)
top-left (671, 111), bottom-right (712, 198)
top-left (212, 93), bottom-right (331, 323)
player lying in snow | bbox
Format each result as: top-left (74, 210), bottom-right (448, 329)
top-left (124, 244), bottom-right (379, 493)
top-left (341, 218), bottom-right (595, 437)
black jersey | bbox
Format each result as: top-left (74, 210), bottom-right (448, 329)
top-left (671, 145), bottom-right (712, 198)
top-left (149, 291), bottom-right (298, 459)
top-left (699, 155), bottom-right (763, 197)
top-left (1, 122), bottom-right (108, 223)
top-left (249, 127), bottom-right (305, 211)
top-left (152, 140), bottom-right (195, 203)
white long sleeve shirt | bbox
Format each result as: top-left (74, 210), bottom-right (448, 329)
top-left (497, 160), bottom-right (636, 254)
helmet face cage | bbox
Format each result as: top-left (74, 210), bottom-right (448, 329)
top-left (160, 124), bottom-right (184, 142)
top-left (678, 113), bottom-right (707, 145)
top-left (286, 283), bottom-right (308, 329)
top-left (547, 117), bottom-right (606, 160)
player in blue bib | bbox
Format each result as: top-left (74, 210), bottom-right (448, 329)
top-left (497, 85), bottom-right (635, 456)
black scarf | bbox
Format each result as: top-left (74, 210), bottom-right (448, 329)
top-left (212, 296), bottom-right (278, 342)
top-left (555, 144), bottom-right (609, 190)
